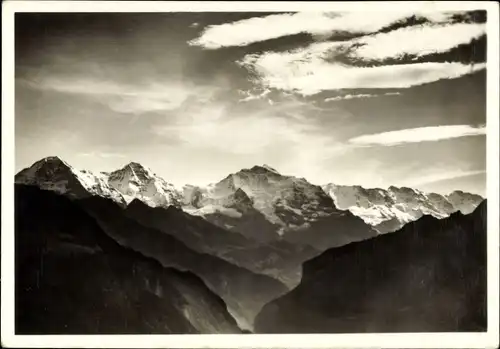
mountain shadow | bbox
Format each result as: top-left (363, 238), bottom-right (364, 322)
top-left (74, 194), bottom-right (288, 331)
top-left (15, 185), bottom-right (241, 334)
top-left (125, 199), bottom-right (318, 288)
top-left (255, 201), bottom-right (487, 333)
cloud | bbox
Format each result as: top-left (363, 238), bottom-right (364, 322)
top-left (152, 103), bottom-right (304, 154)
top-left (325, 92), bottom-right (401, 102)
top-left (20, 76), bottom-right (216, 114)
top-left (325, 93), bottom-right (376, 102)
top-left (348, 125), bottom-right (486, 147)
top-left (239, 43), bottom-right (486, 95)
top-left (404, 169), bottom-right (486, 187)
top-left (350, 22), bottom-right (485, 61)
top-left (234, 14), bottom-right (486, 95)
top-left (189, 11), bottom-right (454, 49)
top-left (237, 88), bottom-right (272, 103)
top-left (150, 99), bottom-right (349, 179)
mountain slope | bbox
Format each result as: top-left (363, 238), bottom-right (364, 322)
top-left (255, 200), bottom-right (487, 333)
top-left (15, 185), bottom-right (241, 334)
top-left (184, 165), bottom-right (377, 250)
top-left (323, 183), bottom-right (484, 233)
top-left (75, 194), bottom-right (288, 331)
top-left (124, 199), bottom-right (318, 287)
top-left (15, 158), bottom-right (376, 288)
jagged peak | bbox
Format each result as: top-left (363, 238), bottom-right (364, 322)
top-left (42, 155), bottom-right (64, 162)
top-left (447, 189), bottom-right (483, 199)
top-left (388, 185), bottom-right (416, 193)
top-left (262, 164), bottom-right (279, 173)
top-left (127, 161), bottom-right (146, 169)
top-left (17, 156), bottom-right (72, 177)
top-left (123, 161), bottom-right (149, 173)
top-left (323, 183), bottom-right (386, 193)
top-left (243, 164), bottom-right (280, 175)
top-left (111, 161), bottom-right (155, 177)
top-left (36, 156), bottom-right (70, 166)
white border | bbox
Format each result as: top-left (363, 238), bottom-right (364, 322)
top-left (2, 2), bottom-right (499, 348)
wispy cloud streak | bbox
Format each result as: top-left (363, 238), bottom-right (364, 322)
top-left (325, 92), bottom-right (401, 102)
top-left (239, 47), bottom-right (485, 95)
top-left (350, 22), bottom-right (485, 61)
top-left (348, 125), bottom-right (486, 146)
top-left (19, 77), bottom-right (216, 114)
top-left (231, 12), bottom-right (486, 95)
top-left (189, 11), bottom-right (454, 49)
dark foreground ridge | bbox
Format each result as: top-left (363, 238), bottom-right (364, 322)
top-left (255, 201), bottom-right (487, 333)
top-left (15, 185), bottom-right (242, 334)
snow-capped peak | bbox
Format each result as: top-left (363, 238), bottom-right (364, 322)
top-left (110, 162), bottom-right (155, 182)
top-left (186, 164), bottom-right (337, 228)
top-left (16, 156), bottom-right (71, 184)
top-left (107, 162), bottom-right (182, 208)
top-left (322, 183), bottom-right (484, 233)
top-left (15, 156), bottom-right (127, 206)
top-left (16, 157), bottom-right (188, 209)
top-left (244, 165), bottom-right (281, 175)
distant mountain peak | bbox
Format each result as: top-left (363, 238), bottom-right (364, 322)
top-left (15, 156), bottom-right (127, 205)
top-left (323, 182), bottom-right (485, 234)
top-left (448, 189), bottom-right (483, 199)
top-left (116, 161), bottom-right (151, 174)
top-left (41, 155), bottom-right (66, 162)
top-left (126, 161), bottom-right (147, 170)
top-left (388, 185), bottom-right (415, 192)
top-left (106, 161), bottom-right (181, 208)
top-left (109, 162), bottom-right (155, 182)
top-left (17, 156), bottom-right (72, 179)
top-left (245, 164), bottom-right (280, 175)
top-left (33, 156), bottom-right (71, 169)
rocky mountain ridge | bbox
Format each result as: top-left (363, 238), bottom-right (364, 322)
top-left (255, 200), bottom-right (487, 333)
top-left (322, 183), bottom-right (483, 233)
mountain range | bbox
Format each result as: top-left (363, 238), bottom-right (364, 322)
top-left (17, 157), bottom-right (483, 238)
top-left (323, 183), bottom-right (484, 233)
top-left (14, 156), bottom-right (487, 333)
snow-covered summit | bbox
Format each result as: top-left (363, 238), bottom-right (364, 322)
top-left (185, 165), bottom-right (337, 229)
top-left (15, 158), bottom-right (182, 209)
top-left (322, 183), bottom-right (484, 233)
top-left (446, 190), bottom-right (484, 214)
top-left (106, 162), bottom-right (182, 208)
top-left (16, 157), bottom-right (483, 239)
top-left (244, 164), bottom-right (280, 175)
top-left (15, 156), bottom-right (127, 206)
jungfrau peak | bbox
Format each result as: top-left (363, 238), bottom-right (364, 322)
top-left (183, 164), bottom-right (339, 230)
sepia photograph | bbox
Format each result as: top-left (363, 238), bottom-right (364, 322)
top-left (2, 1), bottom-right (499, 348)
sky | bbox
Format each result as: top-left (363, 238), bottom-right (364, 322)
top-left (15, 10), bottom-right (487, 196)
